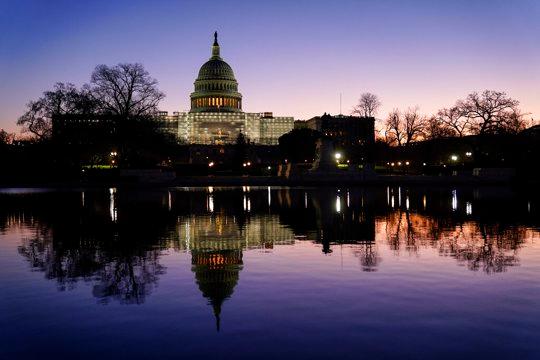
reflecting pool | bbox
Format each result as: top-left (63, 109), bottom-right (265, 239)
top-left (1, 186), bottom-right (539, 359)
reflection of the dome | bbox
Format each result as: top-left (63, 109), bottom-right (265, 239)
top-left (191, 248), bottom-right (243, 331)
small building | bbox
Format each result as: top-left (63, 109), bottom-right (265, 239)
top-left (305, 113), bottom-right (375, 147)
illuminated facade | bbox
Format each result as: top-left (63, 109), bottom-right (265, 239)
top-left (162, 32), bottom-right (294, 145)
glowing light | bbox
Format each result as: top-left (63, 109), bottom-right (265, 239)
top-left (335, 195), bottom-right (341, 213)
top-left (451, 155), bottom-right (458, 161)
top-left (208, 161), bottom-right (214, 167)
top-left (422, 195), bottom-right (427, 210)
top-left (465, 152), bottom-right (472, 157)
top-left (334, 152), bottom-right (342, 160)
top-left (423, 162), bottom-right (427, 166)
top-left (208, 195), bottom-right (214, 212)
top-left (267, 166), bottom-right (271, 170)
top-left (405, 161), bottom-right (410, 165)
top-left (208, 186), bottom-right (214, 194)
top-left (406, 196), bottom-right (410, 210)
top-left (398, 161), bottom-right (402, 166)
top-left (267, 186), bottom-right (271, 207)
top-left (109, 187), bottom-right (117, 222)
top-left (466, 202), bottom-right (472, 215)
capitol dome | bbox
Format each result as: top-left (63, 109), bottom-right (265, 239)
top-left (190, 32), bottom-right (243, 113)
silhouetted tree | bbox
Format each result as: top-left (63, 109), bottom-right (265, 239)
top-left (423, 115), bottom-right (455, 140)
top-left (17, 82), bottom-right (96, 139)
top-left (88, 63), bottom-right (165, 119)
top-left (352, 92), bottom-right (381, 117)
top-left (459, 90), bottom-right (520, 135)
top-left (403, 106), bottom-right (425, 144)
top-left (384, 109), bottom-right (404, 146)
top-left (436, 106), bottom-right (470, 137)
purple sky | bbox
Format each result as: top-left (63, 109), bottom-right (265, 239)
top-left (1, 0), bottom-right (539, 133)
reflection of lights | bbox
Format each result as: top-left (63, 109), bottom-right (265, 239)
top-left (81, 191), bottom-right (85, 207)
top-left (243, 195), bottom-right (251, 212)
top-left (386, 187), bottom-right (390, 205)
top-left (406, 196), bottom-right (410, 210)
top-left (398, 187), bottom-right (402, 207)
top-left (335, 195), bottom-right (341, 213)
top-left (208, 195), bottom-right (214, 212)
top-left (168, 191), bottom-right (172, 211)
top-left (109, 187), bottom-right (117, 222)
top-left (304, 192), bottom-right (308, 209)
top-left (185, 222), bottom-right (191, 250)
top-left (422, 195), bottom-right (427, 210)
top-left (528, 201), bottom-right (531, 213)
top-left (451, 155), bottom-right (458, 161)
top-left (267, 186), bottom-right (271, 207)
top-left (347, 191), bottom-right (350, 207)
top-left (466, 202), bottom-right (472, 215)
top-left (391, 196), bottom-right (395, 208)
top-left (452, 190), bottom-right (457, 211)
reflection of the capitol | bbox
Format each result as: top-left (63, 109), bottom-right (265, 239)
top-left (0, 185), bottom-right (537, 319)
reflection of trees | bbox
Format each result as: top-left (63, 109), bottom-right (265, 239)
top-left (379, 208), bottom-right (526, 273)
top-left (437, 224), bottom-right (524, 273)
top-left (350, 242), bottom-right (381, 272)
top-left (6, 190), bottom-right (174, 304)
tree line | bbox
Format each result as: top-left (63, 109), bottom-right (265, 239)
top-left (352, 90), bottom-right (532, 146)
top-left (17, 63), bottom-right (165, 140)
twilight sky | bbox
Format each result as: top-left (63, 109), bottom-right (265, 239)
top-left (1, 0), bottom-right (539, 133)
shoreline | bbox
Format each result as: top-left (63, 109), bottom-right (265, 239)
top-left (0, 174), bottom-right (536, 189)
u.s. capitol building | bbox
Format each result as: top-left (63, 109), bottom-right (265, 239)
top-left (161, 32), bottom-right (294, 145)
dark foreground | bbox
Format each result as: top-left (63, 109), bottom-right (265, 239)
top-left (1, 186), bottom-right (539, 359)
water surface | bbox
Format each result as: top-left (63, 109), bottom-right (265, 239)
top-left (1, 186), bottom-right (539, 359)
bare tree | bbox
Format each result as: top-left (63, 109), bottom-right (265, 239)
top-left (460, 90), bottom-right (519, 135)
top-left (384, 109), bottom-right (405, 146)
top-left (17, 83), bottom-right (94, 139)
top-left (423, 115), bottom-right (455, 140)
top-left (0, 129), bottom-right (15, 145)
top-left (88, 63), bottom-right (165, 119)
top-left (501, 109), bottom-right (530, 134)
top-left (352, 92), bottom-right (381, 117)
top-left (436, 106), bottom-right (470, 137)
top-left (403, 106), bottom-right (425, 144)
